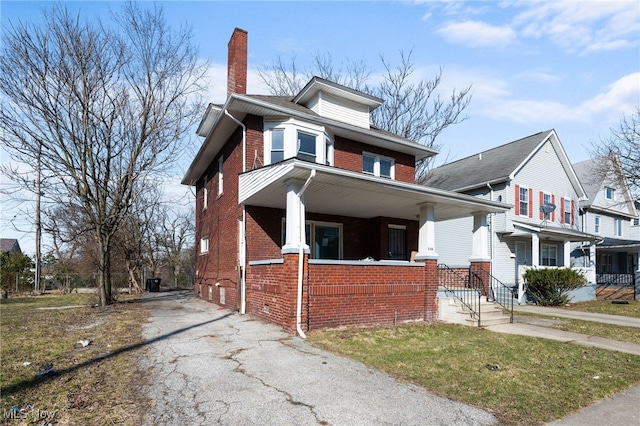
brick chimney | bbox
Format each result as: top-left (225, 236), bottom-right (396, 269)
top-left (227, 28), bottom-right (248, 98)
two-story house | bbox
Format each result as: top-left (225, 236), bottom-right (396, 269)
top-left (182, 29), bottom-right (507, 334)
top-left (572, 156), bottom-right (639, 300)
top-left (423, 130), bottom-right (598, 303)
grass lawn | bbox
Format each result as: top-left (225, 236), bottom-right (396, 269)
top-left (1, 292), bottom-right (150, 425)
top-left (309, 323), bottom-right (640, 425)
top-left (562, 300), bottom-right (640, 318)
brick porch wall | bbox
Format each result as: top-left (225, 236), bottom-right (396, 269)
top-left (246, 255), bottom-right (438, 332)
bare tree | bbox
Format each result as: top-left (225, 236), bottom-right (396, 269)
top-left (257, 50), bottom-right (471, 180)
top-left (592, 107), bottom-right (640, 198)
top-left (0, 2), bottom-right (206, 306)
top-left (157, 207), bottom-right (195, 288)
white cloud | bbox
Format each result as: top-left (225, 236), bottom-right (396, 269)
top-left (474, 72), bottom-right (640, 124)
top-left (515, 1), bottom-right (640, 54)
top-left (437, 20), bottom-right (515, 47)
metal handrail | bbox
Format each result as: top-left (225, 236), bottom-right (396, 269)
top-left (484, 273), bottom-right (514, 323)
top-left (437, 264), bottom-right (481, 326)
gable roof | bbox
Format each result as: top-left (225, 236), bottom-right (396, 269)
top-left (424, 130), bottom-right (586, 199)
top-left (573, 156), bottom-right (638, 217)
top-left (0, 238), bottom-right (21, 253)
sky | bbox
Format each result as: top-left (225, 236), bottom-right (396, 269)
top-left (1, 0), bottom-right (639, 256)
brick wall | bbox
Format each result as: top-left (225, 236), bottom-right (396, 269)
top-left (195, 114), bottom-right (264, 309)
top-left (246, 255), bottom-right (438, 332)
top-left (334, 136), bottom-right (416, 183)
top-left (470, 261), bottom-right (491, 296)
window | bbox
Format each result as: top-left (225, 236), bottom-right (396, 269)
top-left (203, 175), bottom-right (208, 210)
top-left (200, 236), bottom-right (209, 254)
top-left (519, 187), bottom-right (529, 216)
top-left (541, 192), bottom-right (553, 220)
top-left (271, 129), bottom-right (284, 163)
top-left (541, 244), bottom-right (557, 266)
top-left (264, 121), bottom-right (331, 166)
top-left (218, 156), bottom-right (224, 196)
top-left (282, 219), bottom-right (342, 260)
top-left (605, 187), bottom-right (614, 200)
top-left (615, 218), bottom-right (623, 237)
top-left (595, 216), bottom-right (600, 234)
top-left (297, 131), bottom-right (316, 162)
top-left (634, 217), bottom-right (639, 226)
top-left (564, 198), bottom-right (571, 224)
top-left (362, 152), bottom-right (395, 179)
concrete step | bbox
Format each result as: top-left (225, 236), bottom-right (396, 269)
top-left (441, 296), bottom-right (512, 327)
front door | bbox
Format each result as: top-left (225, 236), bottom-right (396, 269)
top-left (388, 226), bottom-right (407, 260)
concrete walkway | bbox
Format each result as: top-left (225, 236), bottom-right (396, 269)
top-left (139, 291), bottom-right (497, 425)
top-left (513, 304), bottom-right (640, 328)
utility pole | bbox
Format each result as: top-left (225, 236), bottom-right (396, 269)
top-left (35, 146), bottom-right (41, 292)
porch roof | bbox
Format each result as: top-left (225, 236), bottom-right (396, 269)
top-left (238, 159), bottom-right (510, 221)
top-left (595, 237), bottom-right (640, 249)
top-left (505, 220), bottom-right (599, 242)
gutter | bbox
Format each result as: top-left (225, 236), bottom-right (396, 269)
top-left (296, 169), bottom-right (316, 338)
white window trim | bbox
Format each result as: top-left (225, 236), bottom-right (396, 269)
top-left (264, 119), bottom-right (333, 166)
top-left (541, 243), bottom-right (557, 266)
top-left (363, 151), bottom-right (395, 179)
top-left (563, 198), bottom-right (572, 224)
top-left (614, 218), bottom-right (623, 237)
top-left (218, 156), bottom-right (224, 197)
top-left (200, 236), bottom-right (209, 254)
top-left (203, 174), bottom-right (208, 210)
top-left (519, 187), bottom-right (529, 217)
top-left (594, 216), bottom-right (600, 234)
top-left (605, 187), bottom-right (614, 200)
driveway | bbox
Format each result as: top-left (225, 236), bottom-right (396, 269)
top-left (139, 291), bottom-right (497, 425)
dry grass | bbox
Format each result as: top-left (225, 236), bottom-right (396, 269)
top-left (309, 323), bottom-right (640, 425)
top-left (1, 292), bottom-right (150, 425)
top-left (563, 299), bottom-right (640, 318)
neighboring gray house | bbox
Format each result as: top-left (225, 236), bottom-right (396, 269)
top-left (424, 130), bottom-right (598, 303)
top-left (572, 157), bottom-right (639, 299)
top-left (0, 238), bottom-right (22, 254)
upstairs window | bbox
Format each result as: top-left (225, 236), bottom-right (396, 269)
top-left (200, 236), bottom-right (209, 254)
top-left (519, 187), bottom-right (529, 217)
top-left (595, 216), bottom-right (600, 234)
top-left (362, 152), bottom-right (395, 179)
top-left (271, 129), bottom-right (284, 163)
top-left (605, 187), bottom-right (614, 200)
top-left (203, 175), bottom-right (208, 210)
top-left (218, 156), bottom-right (224, 196)
top-left (297, 131), bottom-right (316, 162)
top-left (564, 198), bottom-right (571, 224)
top-left (615, 218), bottom-right (623, 236)
top-left (264, 120), bottom-right (331, 166)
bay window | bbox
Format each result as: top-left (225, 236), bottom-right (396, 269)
top-left (264, 120), bottom-right (333, 166)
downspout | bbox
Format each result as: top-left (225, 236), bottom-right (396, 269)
top-left (225, 110), bottom-right (247, 314)
top-left (296, 169), bottom-right (316, 338)
top-left (487, 183), bottom-right (495, 294)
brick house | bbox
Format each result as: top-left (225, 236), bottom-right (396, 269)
top-left (182, 29), bottom-right (507, 335)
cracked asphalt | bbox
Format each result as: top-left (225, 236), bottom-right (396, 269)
top-left (138, 290), bottom-right (497, 425)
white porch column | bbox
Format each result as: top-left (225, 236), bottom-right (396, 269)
top-left (469, 212), bottom-right (490, 262)
top-left (282, 179), bottom-right (309, 254)
top-left (415, 202), bottom-right (438, 260)
top-left (563, 239), bottom-right (571, 267)
top-left (531, 233), bottom-right (540, 267)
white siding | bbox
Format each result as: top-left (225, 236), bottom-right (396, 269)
top-left (308, 92), bottom-right (370, 128)
top-left (509, 139), bottom-right (580, 231)
top-left (434, 216), bottom-right (473, 266)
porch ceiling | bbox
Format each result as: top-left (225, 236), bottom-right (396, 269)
top-left (238, 159), bottom-right (509, 221)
